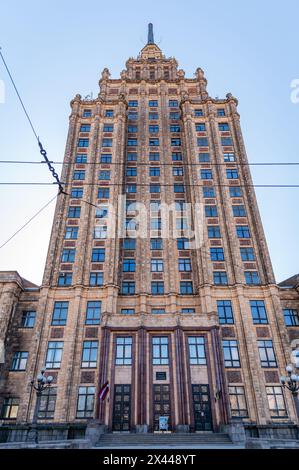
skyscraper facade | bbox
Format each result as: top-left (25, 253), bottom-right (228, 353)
top-left (0, 25), bottom-right (298, 440)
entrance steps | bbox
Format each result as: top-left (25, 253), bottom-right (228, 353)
top-left (96, 432), bottom-right (235, 448)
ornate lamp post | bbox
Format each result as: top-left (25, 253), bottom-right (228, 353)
top-left (280, 365), bottom-right (299, 420)
top-left (28, 367), bottom-right (53, 444)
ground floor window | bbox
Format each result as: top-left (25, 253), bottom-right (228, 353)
top-left (38, 387), bottom-right (57, 419)
top-left (228, 386), bottom-right (248, 418)
top-left (1, 398), bottom-right (19, 419)
top-left (76, 386), bottom-right (95, 418)
top-left (266, 386), bottom-right (287, 418)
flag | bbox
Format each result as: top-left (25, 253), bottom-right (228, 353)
top-left (99, 381), bottom-right (109, 401)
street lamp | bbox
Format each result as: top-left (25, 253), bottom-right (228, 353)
top-left (280, 364), bottom-right (299, 420)
top-left (28, 367), bottom-right (53, 444)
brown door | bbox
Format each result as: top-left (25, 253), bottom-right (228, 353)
top-left (153, 384), bottom-right (171, 431)
top-left (192, 384), bottom-right (213, 431)
top-left (112, 384), bottom-right (131, 431)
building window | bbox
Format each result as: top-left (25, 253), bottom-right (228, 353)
top-left (98, 188), bottom-right (110, 199)
top-left (85, 301), bottom-right (101, 325)
top-left (169, 100), bottom-right (178, 107)
top-left (149, 138), bottom-right (159, 146)
top-left (123, 238), bottom-right (136, 250)
top-left (65, 227), bottom-right (78, 239)
top-left (89, 272), bottom-right (103, 286)
top-left (68, 207), bottom-right (81, 218)
top-left (127, 139), bottom-right (138, 147)
top-left (283, 309), bottom-right (299, 327)
top-left (21, 311), bottom-right (36, 328)
top-left (229, 186), bottom-right (242, 197)
top-left (149, 125), bottom-right (159, 133)
top-left (93, 226), bottom-right (107, 239)
top-left (245, 272), bottom-right (261, 285)
top-left (224, 153), bottom-right (235, 162)
top-left (128, 100), bottom-right (138, 107)
top-left (195, 123), bottom-right (206, 132)
top-left (205, 206), bottom-right (218, 217)
top-left (226, 169), bottom-right (239, 179)
top-left (149, 112), bottom-right (159, 120)
top-left (188, 337), bottom-right (206, 365)
top-left (151, 282), bottom-right (164, 295)
top-left (11, 352), bottom-right (28, 371)
top-left (76, 154), bottom-right (87, 163)
top-left (73, 170), bottom-right (85, 180)
top-left (218, 123), bottom-right (229, 132)
top-left (172, 152), bottom-right (182, 161)
top-left (229, 386), bottom-right (248, 418)
top-left (194, 109), bottom-right (203, 117)
top-left (52, 301), bottom-right (68, 326)
top-left (174, 184), bottom-right (185, 193)
top-left (149, 152), bottom-right (160, 161)
top-left (57, 273), bottom-right (72, 286)
top-left (214, 272), bottom-right (228, 285)
top-left (61, 249), bottom-right (76, 263)
top-left (222, 340), bottom-right (240, 368)
top-left (201, 170), bottom-right (213, 180)
top-left (123, 259), bottom-right (136, 272)
top-left (95, 206), bottom-right (109, 219)
top-left (180, 281), bottom-right (193, 295)
top-left (173, 167), bottom-right (184, 176)
top-left (127, 152), bottom-right (137, 161)
top-left (232, 205), bottom-right (246, 217)
top-left (128, 112), bottom-right (138, 121)
top-left (266, 386), bottom-right (287, 418)
top-left (221, 137), bottom-right (233, 146)
top-left (197, 137), bottom-right (209, 147)
top-left (171, 138), bottom-right (181, 146)
top-left (81, 341), bottom-right (98, 368)
top-left (149, 100), bottom-right (158, 107)
top-left (45, 342), bottom-right (63, 369)
top-left (80, 124), bottom-right (91, 132)
top-left (149, 167), bottom-right (160, 177)
top-left (152, 308), bottom-right (166, 315)
top-left (100, 154), bottom-right (112, 163)
top-left (258, 340), bottom-right (277, 368)
top-left (126, 167), bottom-right (137, 177)
top-left (105, 110), bottom-right (114, 117)
top-left (78, 138), bottom-right (89, 148)
top-left (152, 337), bottom-right (169, 365)
top-left (83, 109), bottom-right (92, 117)
top-left (99, 170), bottom-right (111, 180)
top-left (210, 248), bottom-right (225, 261)
top-left (121, 309), bottom-right (135, 315)
top-left (102, 138), bottom-right (113, 147)
top-left (151, 259), bottom-right (164, 272)
top-left (208, 226), bottom-right (221, 239)
top-left (91, 248), bottom-right (105, 262)
top-left (150, 184), bottom-right (160, 193)
top-left (178, 258), bottom-right (192, 272)
top-left (121, 282), bottom-right (135, 295)
top-left (240, 248), bottom-right (255, 261)
top-left (177, 238), bottom-right (190, 250)
top-left (217, 300), bottom-right (234, 325)
top-left (169, 111), bottom-right (180, 119)
top-left (115, 337), bottom-right (132, 365)
top-left (181, 308), bottom-right (195, 314)
top-left (250, 301), bottom-right (268, 325)
top-left (236, 226), bottom-right (250, 239)
top-left (150, 238), bottom-right (163, 250)
top-left (38, 387), bottom-right (57, 419)
top-left (1, 398), bottom-right (19, 419)
top-left (103, 124), bottom-right (114, 132)
top-left (76, 386), bottom-right (95, 418)
top-left (71, 188), bottom-right (83, 198)
top-left (199, 153), bottom-right (210, 163)
top-left (217, 108), bottom-right (225, 116)
top-left (170, 125), bottom-right (181, 132)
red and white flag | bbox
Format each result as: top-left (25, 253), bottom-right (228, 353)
top-left (99, 381), bottom-right (109, 401)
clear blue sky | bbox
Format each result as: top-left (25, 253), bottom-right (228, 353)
top-left (0, 0), bottom-right (298, 285)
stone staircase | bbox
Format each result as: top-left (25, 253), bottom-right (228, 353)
top-left (96, 432), bottom-right (236, 448)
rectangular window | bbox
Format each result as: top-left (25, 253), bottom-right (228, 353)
top-left (127, 152), bottom-right (137, 161)
top-left (201, 170), bottom-right (213, 180)
top-left (127, 139), bottom-right (137, 147)
top-left (188, 337), bottom-right (206, 365)
top-left (151, 282), bottom-right (164, 295)
top-left (170, 125), bottom-right (181, 132)
top-left (224, 153), bottom-right (235, 162)
top-left (258, 340), bottom-right (277, 368)
top-left (91, 248), bottom-right (105, 262)
top-left (102, 138), bottom-right (113, 148)
top-left (214, 272), bottom-right (228, 285)
top-left (240, 248), bottom-right (255, 262)
top-left (152, 309), bottom-right (166, 315)
top-left (151, 259), bottom-right (164, 272)
top-left (89, 272), bottom-right (103, 286)
top-left (65, 227), bottom-right (78, 239)
top-left (178, 258), bottom-right (192, 272)
top-left (149, 138), bottom-right (159, 147)
top-left (203, 187), bottom-right (215, 198)
top-left (52, 301), bottom-right (68, 326)
top-left (226, 169), bottom-right (239, 179)
top-left (123, 259), bottom-right (136, 272)
top-left (1, 398), bottom-right (19, 419)
top-left (71, 188), bottom-right (83, 198)
top-left (100, 154), bottom-right (112, 163)
top-left (250, 300), bottom-right (268, 325)
top-left (197, 137), bottom-right (209, 147)
top-left (205, 205), bottom-right (218, 217)
top-left (208, 226), bottom-right (221, 239)
top-left (76, 386), bottom-right (95, 418)
top-left (169, 100), bottom-right (178, 107)
top-left (245, 272), bottom-right (261, 285)
top-left (177, 238), bottom-right (190, 250)
top-left (266, 386), bottom-right (287, 418)
top-left (57, 273), bottom-right (73, 286)
top-left (68, 207), bottom-right (81, 218)
top-left (45, 342), bottom-right (63, 369)
top-left (236, 226), bottom-right (250, 238)
top-left (232, 205), bottom-right (246, 217)
top-left (80, 124), bottom-right (91, 132)
top-left (149, 125), bottom-right (159, 133)
top-left (126, 167), bottom-right (137, 177)
top-left (283, 309), bottom-right (299, 327)
top-left (128, 100), bottom-right (138, 107)
top-left (103, 124), bottom-right (114, 132)
top-left (222, 340), bottom-right (240, 368)
top-left (217, 109), bottom-right (225, 116)
top-left (210, 248), bottom-right (225, 261)
top-left (121, 309), bottom-right (135, 315)
top-left (150, 238), bottom-right (163, 250)
top-left (152, 337), bottom-right (169, 365)
top-left (180, 281), bottom-right (193, 295)
top-left (11, 351), bottom-right (28, 371)
top-left (174, 184), bottom-right (185, 193)
top-left (229, 386), bottom-right (248, 418)
top-left (93, 226), bottom-right (107, 239)
top-left (97, 188), bottom-right (110, 199)
top-left (149, 100), bottom-right (158, 107)
top-left (150, 184), bottom-right (160, 194)
top-left (99, 170), bottom-right (111, 180)
top-left (173, 167), bottom-right (184, 176)
top-left (38, 387), bottom-right (57, 419)
top-left (217, 300), bottom-right (234, 325)
top-left (95, 206), bottom-right (108, 218)
top-left (172, 152), bottom-right (182, 161)
top-left (83, 109), bottom-right (92, 117)
top-left (221, 137), bottom-right (233, 146)
top-left (123, 238), bottom-right (136, 250)
top-left (149, 167), bottom-right (160, 177)
top-left (126, 184), bottom-right (136, 194)
top-left (21, 311), bottom-right (36, 328)
top-left (76, 154), bottom-right (87, 163)
top-left (128, 112), bottom-right (138, 120)
top-left (218, 123), bottom-right (230, 131)
top-left (229, 186), bottom-right (242, 197)
top-left (105, 110), bottom-right (114, 117)
top-left (194, 109), bottom-right (203, 117)
top-left (121, 282), bottom-right (135, 295)
top-left (81, 341), bottom-right (98, 368)
top-left (61, 249), bottom-right (75, 263)
top-left (199, 153), bottom-right (210, 163)
top-left (85, 301), bottom-right (101, 325)
top-left (115, 337), bottom-right (132, 365)
top-left (195, 123), bottom-right (206, 132)
top-left (78, 138), bottom-right (89, 148)
top-left (149, 112), bottom-right (158, 120)
top-left (171, 138), bottom-right (181, 146)
top-left (149, 152), bottom-right (160, 161)
top-left (181, 308), bottom-right (195, 314)
top-left (169, 111), bottom-right (180, 119)
top-left (73, 170), bottom-right (85, 180)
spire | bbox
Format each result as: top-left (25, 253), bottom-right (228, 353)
top-left (147, 23), bottom-right (154, 44)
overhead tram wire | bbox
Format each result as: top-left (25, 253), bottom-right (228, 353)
top-left (0, 48), bottom-right (65, 194)
top-left (0, 182), bottom-right (298, 188)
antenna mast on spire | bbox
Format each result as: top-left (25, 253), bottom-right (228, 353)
top-left (148, 23), bottom-right (154, 44)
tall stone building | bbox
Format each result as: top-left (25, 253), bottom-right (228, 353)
top-left (0, 25), bottom-right (298, 441)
